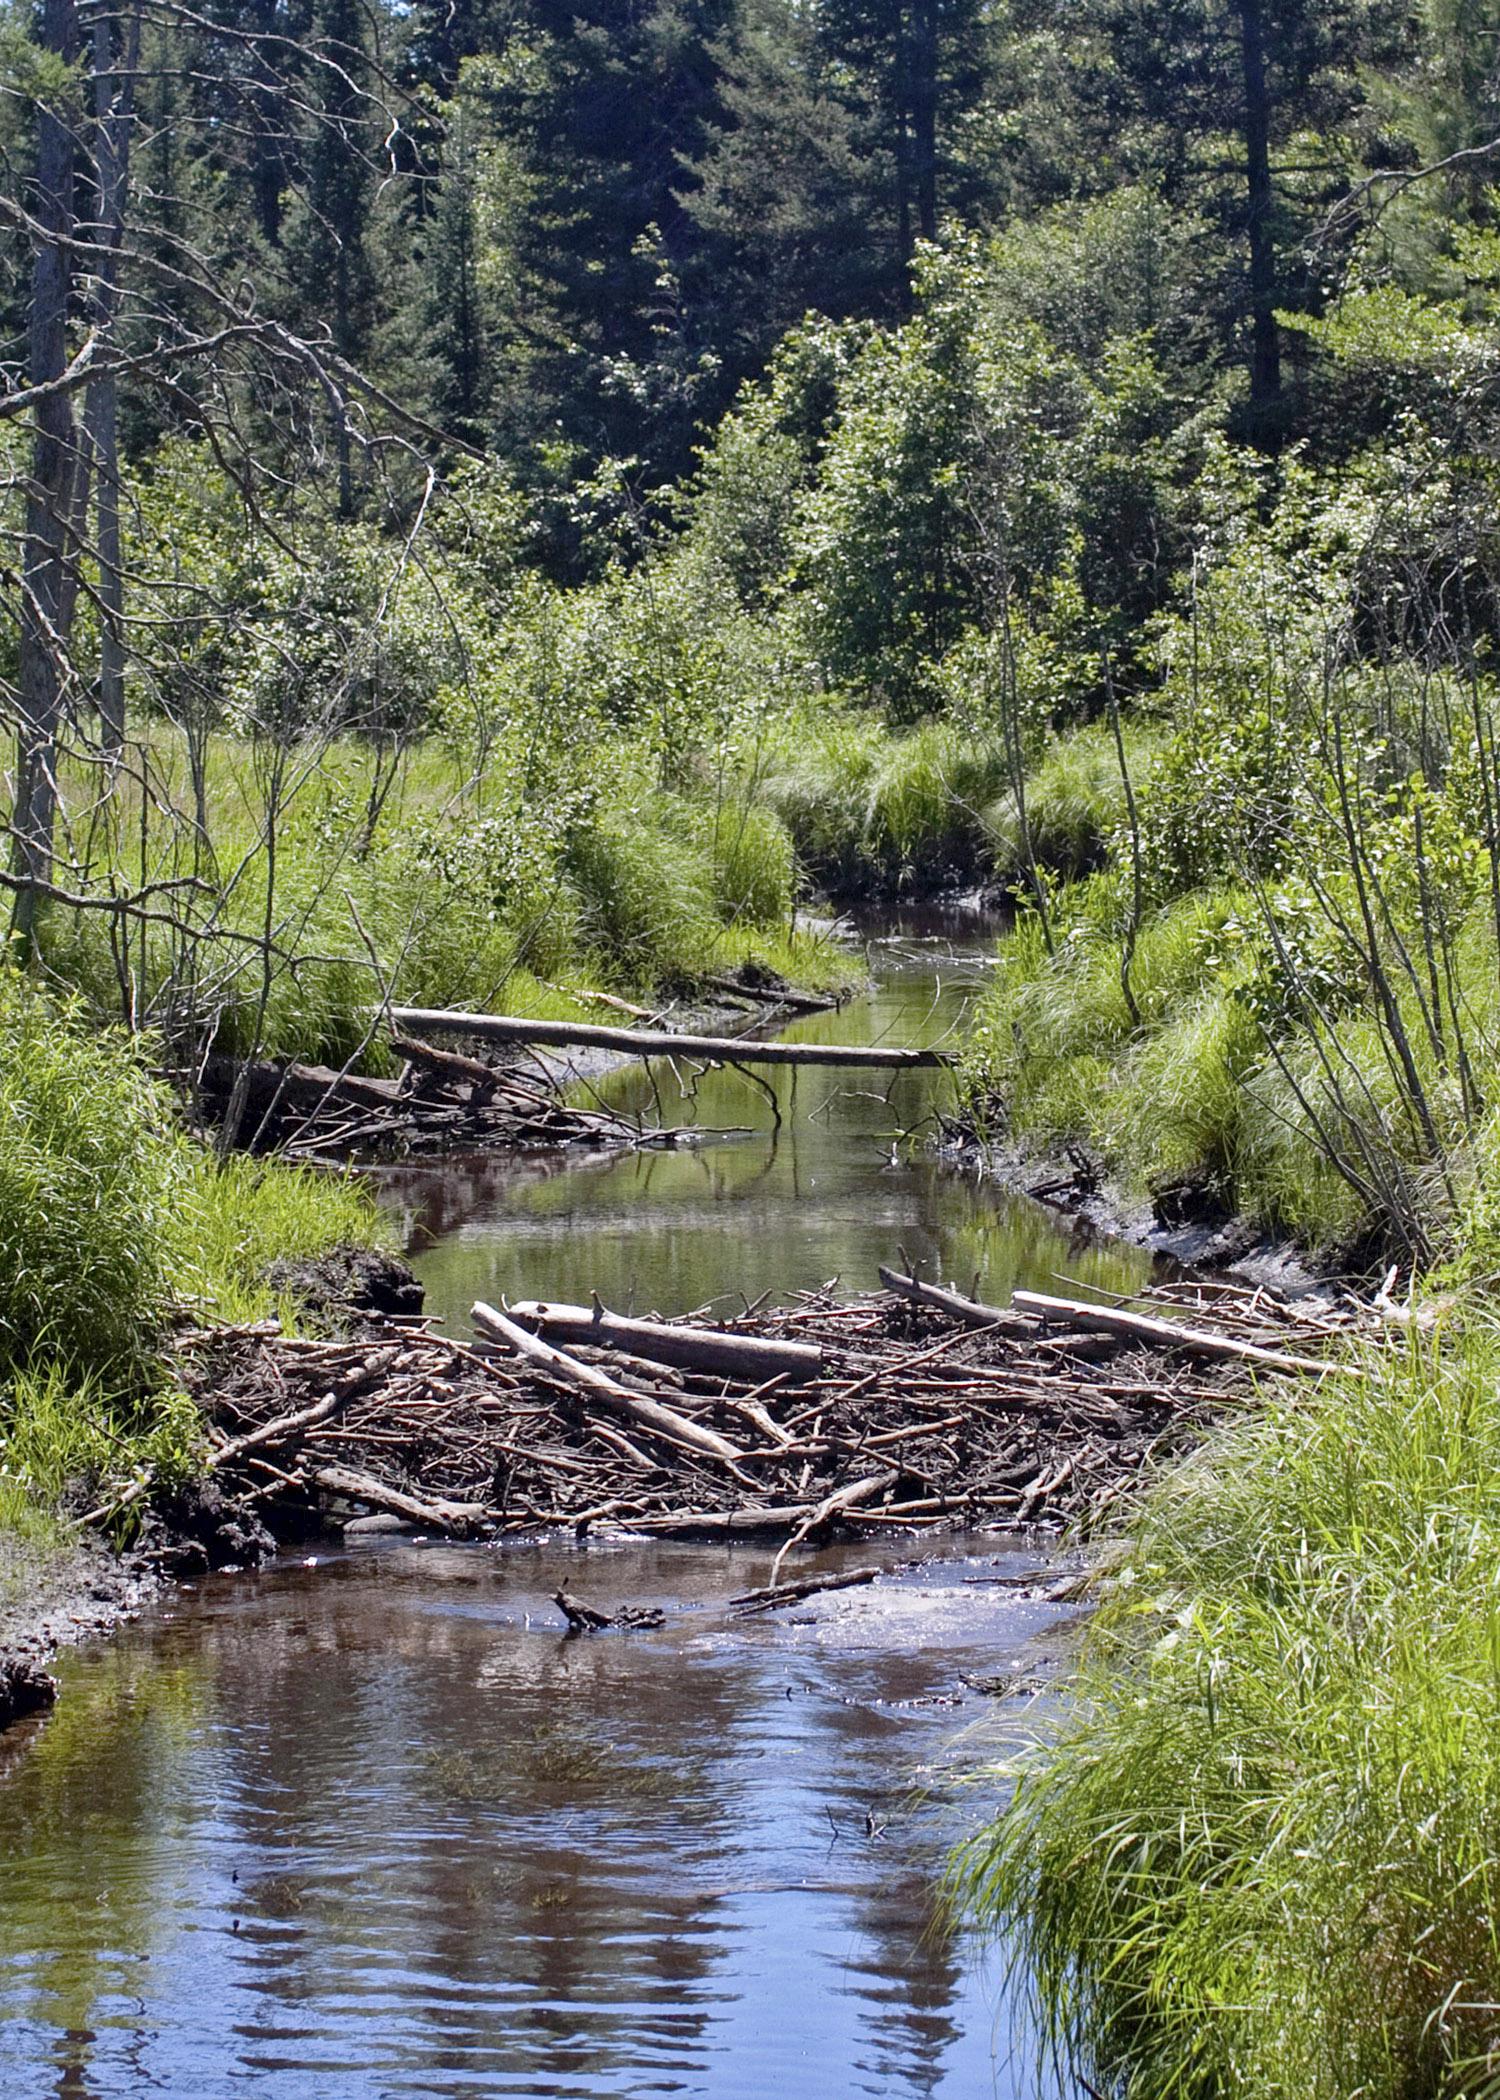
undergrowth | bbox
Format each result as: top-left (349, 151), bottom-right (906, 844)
top-left (0, 970), bottom-right (384, 1531)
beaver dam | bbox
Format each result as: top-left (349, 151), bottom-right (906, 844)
top-left (153, 1271), bottom-right (1377, 1576)
top-left (3, 925), bottom-right (1400, 2100)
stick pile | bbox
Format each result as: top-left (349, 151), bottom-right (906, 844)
top-left (166, 1271), bottom-right (1379, 1550)
top-left (199, 1036), bottom-right (656, 1159)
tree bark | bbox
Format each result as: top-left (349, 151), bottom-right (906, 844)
top-left (13, 0), bottom-right (82, 944)
top-left (910, 0), bottom-right (938, 243)
top-left (84, 3), bottom-right (140, 759)
top-left (1237, 0), bottom-right (1281, 422)
top-left (389, 1007), bottom-right (953, 1069)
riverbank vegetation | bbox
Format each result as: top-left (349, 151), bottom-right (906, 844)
top-left (0, 971), bottom-right (380, 1527)
top-left (958, 1318), bottom-right (1500, 2099)
top-left (10, 0), bottom-right (1500, 2087)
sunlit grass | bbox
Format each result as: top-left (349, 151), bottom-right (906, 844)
top-left (955, 1322), bottom-right (1500, 2100)
top-left (0, 969), bottom-right (386, 1534)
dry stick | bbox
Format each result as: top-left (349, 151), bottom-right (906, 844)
top-left (1009, 1291), bottom-right (1365, 1379)
top-left (730, 1567), bottom-right (880, 1614)
top-left (311, 1464), bottom-right (488, 1535)
top-left (471, 1301), bottom-right (749, 1470)
top-left (877, 1264), bottom-right (1033, 1334)
top-left (83, 1372), bottom-right (362, 1527)
top-left (767, 1471), bottom-right (900, 1588)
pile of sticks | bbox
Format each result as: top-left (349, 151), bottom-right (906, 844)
top-left (199, 1033), bottom-right (652, 1159)
top-left (157, 1268), bottom-right (1382, 1554)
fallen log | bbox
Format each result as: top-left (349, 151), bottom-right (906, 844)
top-left (389, 1006), bottom-right (951, 1070)
top-left (390, 1032), bottom-right (502, 1097)
top-left (702, 974), bottom-right (840, 1015)
top-left (878, 1265), bottom-right (1034, 1335)
top-left (472, 1301), bottom-right (748, 1468)
top-left (1009, 1290), bottom-right (1361, 1379)
top-left (507, 1298), bottom-right (823, 1385)
top-left (311, 1463), bottom-right (488, 1534)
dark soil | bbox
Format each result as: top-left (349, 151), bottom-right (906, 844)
top-left (0, 1528), bottom-right (154, 1733)
top-left (264, 1246), bottom-right (426, 1324)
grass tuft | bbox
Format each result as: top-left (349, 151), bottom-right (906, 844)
top-left (956, 1322), bottom-right (1500, 2100)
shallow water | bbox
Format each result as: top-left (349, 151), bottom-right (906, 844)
top-left (0, 1536), bottom-right (1080, 2099)
top-left (383, 908), bottom-right (1154, 1333)
top-left (0, 912), bottom-right (1145, 2098)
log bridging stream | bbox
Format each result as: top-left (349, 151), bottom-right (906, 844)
top-left (386, 1005), bottom-right (954, 1069)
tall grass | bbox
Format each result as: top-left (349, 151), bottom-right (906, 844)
top-left (963, 871), bottom-right (1500, 1258)
top-left (956, 1323), bottom-right (1500, 2100)
top-left (0, 972), bottom-right (190, 1388)
top-left (38, 728), bottom-right (835, 1063)
top-left (982, 718), bottom-right (1167, 882)
top-left (0, 969), bottom-right (386, 1521)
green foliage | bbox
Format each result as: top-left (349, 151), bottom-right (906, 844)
top-left (957, 1322), bottom-right (1500, 2100)
top-left (0, 971), bottom-right (385, 1523)
top-left (0, 972), bottom-right (190, 1389)
top-left (982, 719), bottom-right (1166, 881)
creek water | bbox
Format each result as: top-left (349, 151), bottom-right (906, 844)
top-left (0, 912), bottom-right (1156, 2100)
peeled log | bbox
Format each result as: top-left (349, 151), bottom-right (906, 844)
top-left (508, 1299), bottom-right (822, 1385)
top-left (472, 1301), bottom-right (747, 1467)
top-left (389, 1006), bottom-right (951, 1070)
top-left (1010, 1290), bottom-right (1359, 1379)
top-left (878, 1265), bottom-right (1033, 1335)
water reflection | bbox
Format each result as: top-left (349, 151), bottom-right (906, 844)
top-left (0, 1540), bottom-right (1069, 2098)
top-left (381, 915), bottom-right (1155, 1332)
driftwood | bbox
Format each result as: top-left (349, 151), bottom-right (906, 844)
top-left (471, 1300), bottom-right (748, 1467)
top-left (507, 1298), bottom-right (823, 1385)
top-left (730, 1567), bottom-right (880, 1614)
top-left (702, 974), bottom-right (840, 1015)
top-left (388, 1005), bottom-right (951, 1069)
top-left (769, 1470), bottom-right (900, 1586)
top-left (878, 1265), bottom-right (1032, 1335)
top-left (553, 1588), bottom-right (665, 1632)
top-left (310, 1463), bottom-right (488, 1534)
top-left (1010, 1290), bottom-right (1364, 1379)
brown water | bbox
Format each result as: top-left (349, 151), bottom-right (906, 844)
top-left (0, 913), bottom-right (1151, 2098)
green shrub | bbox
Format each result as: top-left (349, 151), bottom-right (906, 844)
top-left (0, 971), bottom-right (190, 1386)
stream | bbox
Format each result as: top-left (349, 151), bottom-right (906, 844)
top-left (0, 911), bottom-right (1157, 2099)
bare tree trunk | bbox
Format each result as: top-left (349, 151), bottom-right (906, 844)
top-left (13, 0), bottom-right (82, 946)
top-left (84, 2), bottom-right (140, 759)
top-left (1237, 0), bottom-right (1281, 425)
top-left (910, 0), bottom-right (938, 244)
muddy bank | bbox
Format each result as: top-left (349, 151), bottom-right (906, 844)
top-left (944, 1128), bottom-right (1329, 1298)
top-left (0, 1530), bottom-right (154, 1731)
